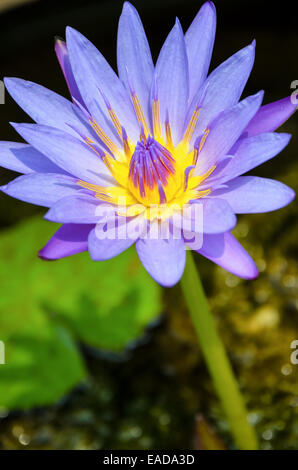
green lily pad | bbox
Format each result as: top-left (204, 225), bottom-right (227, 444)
top-left (0, 324), bottom-right (86, 409)
top-left (0, 216), bottom-right (162, 409)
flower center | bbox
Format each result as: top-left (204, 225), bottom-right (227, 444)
top-left (75, 85), bottom-right (216, 220)
top-left (128, 135), bottom-right (179, 206)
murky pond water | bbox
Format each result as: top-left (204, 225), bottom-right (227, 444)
top-left (0, 0), bottom-right (297, 450)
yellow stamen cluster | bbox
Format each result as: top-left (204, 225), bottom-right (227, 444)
top-left (77, 91), bottom-right (215, 221)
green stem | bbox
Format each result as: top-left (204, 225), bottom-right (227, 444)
top-left (180, 251), bottom-right (258, 450)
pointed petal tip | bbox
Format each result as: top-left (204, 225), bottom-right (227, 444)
top-left (288, 188), bottom-right (296, 204)
top-left (243, 264), bottom-right (259, 280)
top-left (279, 132), bottom-right (292, 147)
top-left (65, 25), bottom-right (73, 33)
top-left (65, 26), bottom-right (79, 41)
top-left (280, 96), bottom-right (298, 115)
top-left (197, 232), bottom-right (259, 280)
top-left (174, 17), bottom-right (183, 32)
top-left (251, 89), bottom-right (264, 106)
top-left (4, 78), bottom-right (37, 102)
top-left (54, 35), bottom-right (65, 44)
top-left (38, 249), bottom-right (56, 261)
top-left (156, 275), bottom-right (182, 288)
top-left (54, 37), bottom-right (66, 53)
top-left (9, 121), bottom-right (21, 132)
top-left (3, 76), bottom-right (19, 89)
top-left (10, 121), bottom-right (37, 134)
top-left (140, 259), bottom-right (184, 288)
top-left (205, 1), bottom-right (216, 12)
top-left (136, 238), bottom-right (186, 287)
top-left (221, 257), bottom-right (259, 280)
top-left (122, 1), bottom-right (137, 13)
top-left (238, 40), bottom-right (256, 57)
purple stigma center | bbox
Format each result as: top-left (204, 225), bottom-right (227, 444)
top-left (128, 136), bottom-right (175, 202)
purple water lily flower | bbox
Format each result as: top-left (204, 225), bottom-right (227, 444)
top-left (0, 1), bottom-right (296, 287)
